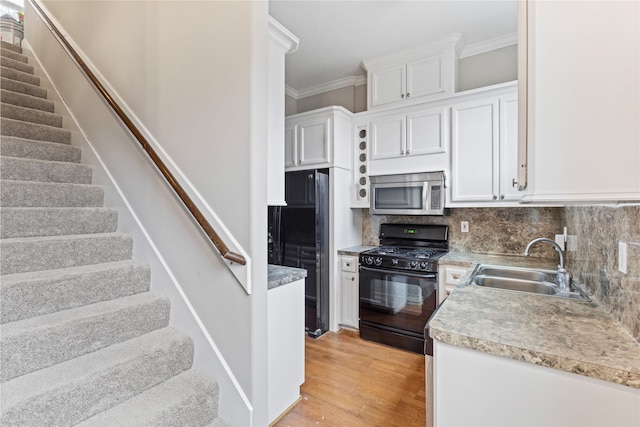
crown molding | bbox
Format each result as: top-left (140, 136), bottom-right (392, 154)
top-left (286, 75), bottom-right (366, 100)
top-left (286, 33), bottom-right (518, 100)
top-left (460, 32), bottom-right (518, 58)
top-left (268, 16), bottom-right (299, 54)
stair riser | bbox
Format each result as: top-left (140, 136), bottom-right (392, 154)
top-left (0, 47), bottom-right (28, 63)
top-left (1, 103), bottom-right (63, 128)
top-left (77, 370), bottom-right (220, 427)
top-left (0, 137), bottom-right (81, 163)
top-left (1, 89), bottom-right (55, 113)
top-left (1, 66), bottom-right (40, 86)
top-left (0, 234), bottom-right (133, 275)
top-left (0, 56), bottom-right (33, 74)
top-left (1, 118), bottom-right (71, 144)
top-left (0, 208), bottom-right (118, 239)
top-left (0, 156), bottom-right (91, 184)
top-left (0, 40), bottom-right (23, 54)
top-left (1, 261), bottom-right (151, 324)
top-left (0, 330), bottom-right (194, 427)
top-left (1, 294), bottom-right (171, 381)
top-left (1, 77), bottom-right (47, 99)
top-left (0, 180), bottom-right (104, 208)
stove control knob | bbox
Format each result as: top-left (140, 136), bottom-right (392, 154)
top-left (409, 261), bottom-right (418, 269)
top-left (420, 262), bottom-right (428, 270)
top-left (391, 259), bottom-right (399, 266)
top-left (374, 257), bottom-right (383, 266)
top-left (365, 256), bottom-right (374, 265)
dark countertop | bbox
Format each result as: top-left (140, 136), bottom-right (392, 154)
top-left (267, 265), bottom-right (307, 290)
top-left (430, 253), bottom-right (640, 389)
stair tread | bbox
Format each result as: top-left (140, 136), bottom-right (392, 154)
top-left (1, 117), bottom-right (71, 144)
top-left (0, 136), bottom-right (81, 162)
top-left (1, 327), bottom-right (194, 426)
top-left (0, 179), bottom-right (104, 207)
top-left (0, 88), bottom-right (55, 113)
top-left (0, 155), bottom-right (91, 183)
top-left (1, 260), bottom-right (151, 324)
top-left (76, 369), bottom-right (219, 427)
top-left (0, 40), bottom-right (23, 54)
top-left (0, 232), bottom-right (133, 275)
top-left (0, 76), bottom-right (47, 98)
top-left (0, 65), bottom-right (40, 86)
top-left (1, 102), bottom-right (63, 127)
top-left (0, 47), bottom-right (28, 63)
top-left (0, 206), bottom-right (118, 238)
top-left (1, 292), bottom-right (171, 380)
top-left (0, 55), bottom-right (34, 74)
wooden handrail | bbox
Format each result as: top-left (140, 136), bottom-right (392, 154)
top-left (29, 0), bottom-right (246, 266)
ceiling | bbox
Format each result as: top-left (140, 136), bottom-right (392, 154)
top-left (269, 0), bottom-right (518, 95)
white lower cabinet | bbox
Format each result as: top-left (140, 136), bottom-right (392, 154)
top-left (433, 341), bottom-right (640, 427)
top-left (340, 256), bottom-right (359, 329)
top-left (449, 85), bottom-right (522, 205)
top-left (268, 279), bottom-right (305, 423)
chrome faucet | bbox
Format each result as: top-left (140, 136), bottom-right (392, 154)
top-left (523, 237), bottom-right (572, 292)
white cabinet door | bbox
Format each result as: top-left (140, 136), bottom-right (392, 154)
top-left (341, 271), bottom-right (359, 329)
top-left (499, 95), bottom-right (521, 201)
top-left (284, 123), bottom-right (298, 169)
top-left (299, 117), bottom-right (330, 166)
top-left (451, 98), bottom-right (499, 202)
top-left (406, 55), bottom-right (445, 100)
top-left (370, 64), bottom-right (406, 108)
top-left (370, 114), bottom-right (406, 160)
top-left (406, 107), bottom-right (447, 156)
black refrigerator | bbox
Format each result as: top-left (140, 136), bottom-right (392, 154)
top-left (268, 169), bottom-right (330, 338)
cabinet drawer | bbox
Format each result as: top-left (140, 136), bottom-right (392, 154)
top-left (444, 266), bottom-right (469, 285)
top-left (341, 256), bottom-right (357, 272)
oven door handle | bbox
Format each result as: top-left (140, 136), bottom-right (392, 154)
top-left (359, 266), bottom-right (437, 281)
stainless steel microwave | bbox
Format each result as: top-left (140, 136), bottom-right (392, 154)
top-left (369, 171), bottom-right (447, 215)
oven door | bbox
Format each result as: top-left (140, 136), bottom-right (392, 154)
top-left (359, 266), bottom-right (437, 337)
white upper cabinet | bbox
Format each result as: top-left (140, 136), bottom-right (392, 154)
top-left (520, 0), bottom-right (640, 203)
top-left (449, 83), bottom-right (521, 205)
top-left (362, 34), bottom-right (462, 111)
top-left (285, 106), bottom-right (352, 171)
top-left (267, 18), bottom-right (298, 206)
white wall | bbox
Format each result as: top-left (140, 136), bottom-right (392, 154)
top-left (30, 1), bottom-right (270, 425)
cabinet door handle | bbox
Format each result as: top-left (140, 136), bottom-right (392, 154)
top-left (500, 194), bottom-right (505, 200)
top-left (512, 178), bottom-right (518, 188)
top-left (400, 150), bottom-right (405, 155)
top-left (406, 92), bottom-right (410, 98)
top-left (351, 277), bottom-right (355, 281)
top-left (493, 195), bottom-right (498, 200)
top-left (401, 93), bottom-right (405, 98)
top-left (452, 274), bottom-right (460, 280)
top-left (406, 150), bottom-right (410, 155)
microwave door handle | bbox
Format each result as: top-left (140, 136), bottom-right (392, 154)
top-left (423, 182), bottom-right (430, 214)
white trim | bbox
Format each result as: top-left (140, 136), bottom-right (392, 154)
top-left (268, 16), bottom-right (299, 54)
top-left (460, 32), bottom-right (518, 59)
top-left (285, 75), bottom-right (366, 100)
top-left (519, 193), bottom-right (640, 204)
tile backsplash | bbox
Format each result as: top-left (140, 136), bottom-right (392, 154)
top-left (564, 205), bottom-right (640, 342)
top-left (362, 207), bottom-right (564, 258)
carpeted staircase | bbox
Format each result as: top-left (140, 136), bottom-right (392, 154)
top-left (0, 40), bottom-right (227, 426)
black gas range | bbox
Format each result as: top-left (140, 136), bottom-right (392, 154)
top-left (358, 223), bottom-right (449, 355)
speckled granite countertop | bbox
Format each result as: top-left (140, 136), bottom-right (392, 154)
top-left (337, 245), bottom-right (376, 256)
top-left (429, 259), bottom-right (640, 388)
top-left (268, 265), bottom-right (307, 290)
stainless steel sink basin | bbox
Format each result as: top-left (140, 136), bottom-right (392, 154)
top-left (472, 276), bottom-right (557, 295)
top-left (475, 266), bottom-right (551, 282)
top-left (465, 264), bottom-right (591, 302)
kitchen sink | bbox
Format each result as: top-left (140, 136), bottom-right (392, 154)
top-left (472, 276), bottom-right (557, 295)
top-left (465, 264), bottom-right (591, 302)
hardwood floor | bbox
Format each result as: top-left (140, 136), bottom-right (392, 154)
top-left (273, 329), bottom-right (426, 427)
